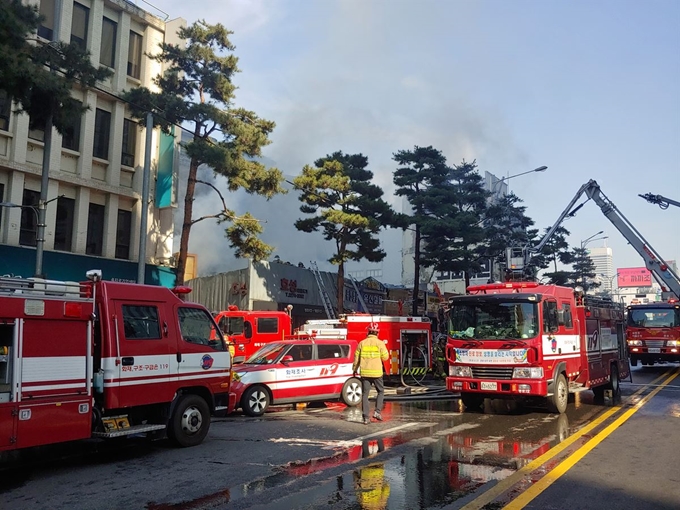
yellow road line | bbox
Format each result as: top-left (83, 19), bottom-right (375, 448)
top-left (460, 369), bottom-right (673, 510)
top-left (504, 369), bottom-right (680, 509)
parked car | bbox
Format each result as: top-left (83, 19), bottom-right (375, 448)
top-left (230, 337), bottom-right (362, 416)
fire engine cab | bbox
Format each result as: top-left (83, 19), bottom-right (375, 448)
top-left (445, 282), bottom-right (628, 414)
top-left (626, 300), bottom-right (680, 365)
top-left (213, 306), bottom-right (293, 363)
top-left (0, 270), bottom-right (233, 455)
top-left (301, 314), bottom-right (433, 382)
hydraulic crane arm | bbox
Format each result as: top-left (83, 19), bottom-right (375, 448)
top-left (639, 193), bottom-right (680, 210)
top-left (522, 180), bottom-right (680, 298)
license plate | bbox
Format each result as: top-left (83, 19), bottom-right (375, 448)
top-left (648, 348), bottom-right (661, 353)
top-left (480, 381), bottom-right (498, 391)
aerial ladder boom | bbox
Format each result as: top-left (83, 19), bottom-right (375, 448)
top-left (639, 193), bottom-right (680, 210)
top-left (518, 180), bottom-right (680, 299)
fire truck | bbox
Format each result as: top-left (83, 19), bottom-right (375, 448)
top-left (626, 300), bottom-right (680, 366)
top-left (445, 282), bottom-right (628, 413)
top-left (507, 179), bottom-right (680, 369)
top-left (301, 314), bottom-right (433, 383)
top-left (0, 270), bottom-right (233, 455)
top-left (213, 306), bottom-right (292, 363)
top-left (447, 179), bottom-right (680, 413)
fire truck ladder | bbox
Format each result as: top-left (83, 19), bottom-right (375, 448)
top-left (348, 274), bottom-right (369, 313)
top-left (310, 261), bottom-right (336, 319)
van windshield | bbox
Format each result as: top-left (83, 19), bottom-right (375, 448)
top-left (448, 301), bottom-right (538, 340)
top-left (244, 343), bottom-right (288, 364)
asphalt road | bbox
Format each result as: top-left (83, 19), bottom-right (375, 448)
top-left (0, 365), bottom-right (678, 510)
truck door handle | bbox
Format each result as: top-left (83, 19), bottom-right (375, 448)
top-left (121, 357), bottom-right (134, 366)
top-left (176, 352), bottom-right (182, 362)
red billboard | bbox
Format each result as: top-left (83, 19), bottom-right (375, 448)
top-left (617, 267), bottom-right (652, 288)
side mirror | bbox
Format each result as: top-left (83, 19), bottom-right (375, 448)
top-left (281, 355), bottom-right (294, 364)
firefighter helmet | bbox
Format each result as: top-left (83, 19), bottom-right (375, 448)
top-left (367, 322), bottom-right (379, 334)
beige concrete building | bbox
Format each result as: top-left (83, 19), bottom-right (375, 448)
top-left (0, 0), bottom-right (184, 284)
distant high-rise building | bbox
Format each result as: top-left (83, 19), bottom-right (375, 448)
top-left (587, 245), bottom-right (614, 293)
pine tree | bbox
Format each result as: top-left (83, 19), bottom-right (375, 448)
top-left (294, 152), bottom-right (394, 314)
top-left (571, 246), bottom-right (601, 292)
top-left (392, 146), bottom-right (450, 315)
top-left (122, 21), bottom-right (284, 284)
top-left (422, 160), bottom-right (489, 291)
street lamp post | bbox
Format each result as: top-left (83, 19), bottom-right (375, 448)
top-left (598, 272), bottom-right (619, 295)
top-left (580, 231), bottom-right (604, 250)
top-left (488, 166), bottom-right (548, 281)
top-left (492, 165), bottom-right (548, 199)
top-left (579, 231), bottom-right (607, 290)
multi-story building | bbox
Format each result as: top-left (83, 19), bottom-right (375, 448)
top-left (587, 245), bottom-right (614, 293)
top-left (0, 0), bottom-right (183, 285)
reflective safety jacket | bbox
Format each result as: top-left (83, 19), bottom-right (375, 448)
top-left (353, 335), bottom-right (389, 378)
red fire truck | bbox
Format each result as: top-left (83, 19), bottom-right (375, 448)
top-left (445, 282), bottom-right (628, 413)
top-left (301, 314), bottom-right (433, 383)
top-left (213, 306), bottom-right (293, 363)
top-left (626, 300), bottom-right (680, 366)
top-left (0, 270), bottom-right (233, 455)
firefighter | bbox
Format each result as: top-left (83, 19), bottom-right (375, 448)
top-left (353, 323), bottom-right (389, 424)
top-left (353, 463), bottom-right (390, 510)
top-left (433, 336), bottom-right (448, 379)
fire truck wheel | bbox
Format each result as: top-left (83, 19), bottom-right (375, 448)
top-left (608, 365), bottom-right (621, 401)
top-left (460, 393), bottom-right (484, 411)
top-left (341, 378), bottom-right (362, 407)
top-left (169, 394), bottom-right (210, 447)
top-left (242, 385), bottom-right (270, 417)
top-left (547, 373), bottom-right (568, 414)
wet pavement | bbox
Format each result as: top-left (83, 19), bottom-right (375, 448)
top-left (0, 367), bottom-right (677, 510)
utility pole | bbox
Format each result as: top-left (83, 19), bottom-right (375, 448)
top-left (35, 0), bottom-right (62, 278)
top-left (34, 111), bottom-right (52, 278)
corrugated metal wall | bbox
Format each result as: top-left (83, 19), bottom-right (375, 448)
top-left (185, 261), bottom-right (339, 313)
top-left (185, 266), bottom-right (250, 312)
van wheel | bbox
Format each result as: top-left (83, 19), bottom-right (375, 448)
top-left (169, 394), bottom-right (210, 447)
top-left (547, 373), bottom-right (568, 414)
top-left (341, 378), bottom-right (362, 407)
top-left (460, 393), bottom-right (484, 411)
top-left (242, 385), bottom-right (270, 417)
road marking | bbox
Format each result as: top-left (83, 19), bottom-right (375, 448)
top-left (460, 369), bottom-right (674, 510)
top-left (328, 422), bottom-right (434, 448)
top-left (504, 368), bottom-right (680, 509)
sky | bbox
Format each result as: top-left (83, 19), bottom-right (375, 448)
top-left (151, 0), bottom-right (680, 285)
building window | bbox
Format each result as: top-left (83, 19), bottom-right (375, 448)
top-left (38, 0), bottom-right (55, 40)
top-left (0, 91), bottom-right (10, 131)
top-left (61, 100), bottom-right (82, 151)
top-left (53, 197), bottom-right (75, 251)
top-left (0, 183), bottom-right (4, 227)
top-left (28, 114), bottom-right (45, 142)
top-left (127, 31), bottom-right (143, 79)
top-left (93, 108), bottom-right (111, 160)
top-left (19, 189), bottom-right (40, 247)
top-left (70, 3), bottom-right (89, 50)
top-left (115, 209), bottom-right (131, 259)
top-left (100, 17), bottom-right (117, 68)
top-left (86, 203), bottom-right (105, 255)
top-left (121, 119), bottom-right (136, 167)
